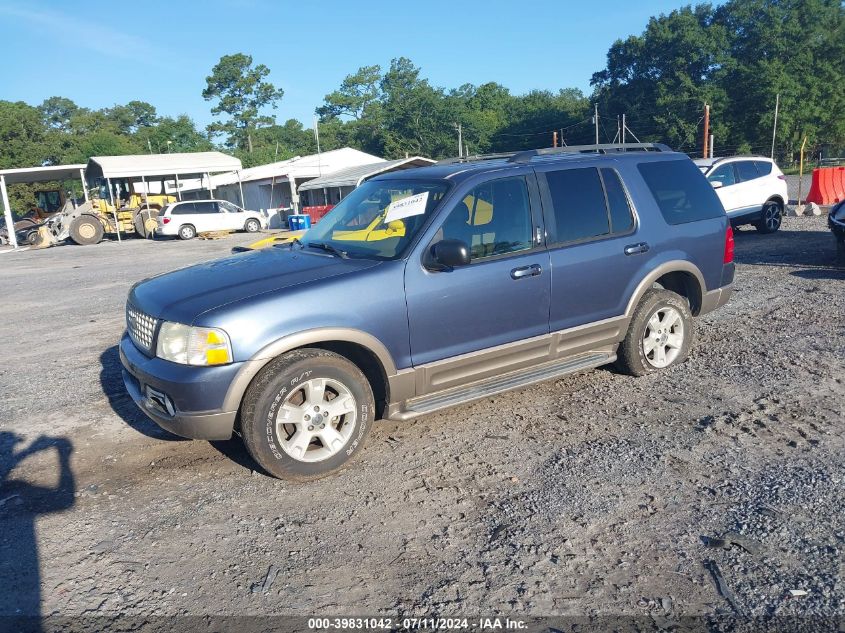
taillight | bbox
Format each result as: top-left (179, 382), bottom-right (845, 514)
top-left (723, 225), bottom-right (735, 264)
top-left (162, 217), bottom-right (171, 224)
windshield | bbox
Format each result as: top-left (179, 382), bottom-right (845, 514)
top-left (300, 179), bottom-right (449, 259)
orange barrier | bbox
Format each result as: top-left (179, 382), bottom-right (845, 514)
top-left (805, 167), bottom-right (845, 205)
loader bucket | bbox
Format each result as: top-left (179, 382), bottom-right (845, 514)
top-left (31, 226), bottom-right (57, 249)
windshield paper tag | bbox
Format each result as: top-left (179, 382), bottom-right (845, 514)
top-left (384, 191), bottom-right (429, 223)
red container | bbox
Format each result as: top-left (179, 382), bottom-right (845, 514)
top-left (302, 205), bottom-right (335, 223)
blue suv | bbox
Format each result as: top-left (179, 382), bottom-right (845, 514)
top-left (120, 144), bottom-right (734, 480)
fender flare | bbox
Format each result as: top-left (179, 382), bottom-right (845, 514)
top-left (221, 328), bottom-right (397, 412)
top-left (624, 260), bottom-right (706, 317)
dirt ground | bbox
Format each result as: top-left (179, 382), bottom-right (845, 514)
top-left (0, 219), bottom-right (843, 627)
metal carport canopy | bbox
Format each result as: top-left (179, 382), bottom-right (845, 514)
top-left (0, 163), bottom-right (87, 249)
top-left (298, 157), bottom-right (436, 191)
top-left (85, 152), bottom-right (241, 179)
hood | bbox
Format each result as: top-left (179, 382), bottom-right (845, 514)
top-left (130, 247), bottom-right (381, 325)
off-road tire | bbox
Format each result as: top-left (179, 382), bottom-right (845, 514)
top-left (615, 289), bottom-right (693, 376)
top-left (133, 207), bottom-right (159, 239)
top-left (69, 214), bottom-right (104, 245)
top-left (240, 348), bottom-right (375, 481)
top-left (755, 200), bottom-right (782, 234)
top-left (178, 224), bottom-right (196, 240)
top-left (244, 218), bottom-right (261, 233)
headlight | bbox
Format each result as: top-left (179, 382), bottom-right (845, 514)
top-left (156, 322), bottom-right (233, 366)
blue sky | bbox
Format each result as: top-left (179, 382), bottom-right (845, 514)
top-left (0, 0), bottom-right (694, 129)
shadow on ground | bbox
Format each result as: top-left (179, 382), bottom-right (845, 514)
top-left (733, 227), bottom-right (842, 269)
top-left (0, 432), bottom-right (75, 629)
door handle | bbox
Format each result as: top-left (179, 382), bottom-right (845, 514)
top-left (624, 242), bottom-right (650, 256)
top-left (511, 264), bottom-right (542, 279)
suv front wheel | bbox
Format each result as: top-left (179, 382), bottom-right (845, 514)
top-left (240, 349), bottom-right (374, 481)
top-left (616, 289), bottom-right (693, 376)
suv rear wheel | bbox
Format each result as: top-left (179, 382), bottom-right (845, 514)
top-left (616, 289), bottom-right (693, 376)
top-left (755, 200), bottom-right (782, 234)
top-left (240, 349), bottom-right (374, 481)
top-left (244, 218), bottom-right (261, 233)
top-left (178, 224), bottom-right (196, 240)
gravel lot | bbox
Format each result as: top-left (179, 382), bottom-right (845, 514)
top-left (1, 220), bottom-right (843, 626)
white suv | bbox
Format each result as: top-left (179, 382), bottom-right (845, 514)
top-left (156, 199), bottom-right (266, 240)
top-left (694, 157), bottom-right (788, 233)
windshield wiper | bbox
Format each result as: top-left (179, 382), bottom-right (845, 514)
top-left (306, 241), bottom-right (348, 259)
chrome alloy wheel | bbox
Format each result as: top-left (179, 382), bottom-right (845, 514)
top-left (275, 377), bottom-right (358, 463)
top-left (642, 306), bottom-right (685, 368)
top-left (762, 202), bottom-right (781, 231)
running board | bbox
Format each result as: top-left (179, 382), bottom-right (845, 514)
top-left (393, 352), bottom-right (615, 420)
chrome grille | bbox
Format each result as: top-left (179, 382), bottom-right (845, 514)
top-left (126, 303), bottom-right (157, 352)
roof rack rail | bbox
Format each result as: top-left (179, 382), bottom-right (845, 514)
top-left (508, 143), bottom-right (673, 163)
top-left (436, 152), bottom-right (518, 165)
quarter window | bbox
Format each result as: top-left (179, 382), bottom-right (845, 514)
top-left (545, 168), bottom-right (609, 243)
top-left (437, 176), bottom-right (533, 260)
top-left (753, 161), bottom-right (773, 176)
top-left (638, 159), bottom-right (725, 225)
top-left (735, 161), bottom-right (760, 182)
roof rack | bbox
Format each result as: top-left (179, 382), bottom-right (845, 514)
top-left (436, 143), bottom-right (673, 166)
top-left (507, 143), bottom-right (673, 163)
top-left (436, 152), bottom-right (519, 165)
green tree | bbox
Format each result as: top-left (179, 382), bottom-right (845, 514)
top-left (317, 65), bottom-right (382, 121)
top-left (203, 53), bottom-right (284, 153)
top-left (39, 97), bottom-right (81, 132)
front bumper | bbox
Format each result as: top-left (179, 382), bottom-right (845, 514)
top-left (119, 333), bottom-right (240, 440)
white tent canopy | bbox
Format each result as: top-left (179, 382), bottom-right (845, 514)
top-left (85, 152), bottom-right (241, 179)
top-left (0, 164), bottom-right (87, 185)
top-left (0, 163), bottom-right (88, 249)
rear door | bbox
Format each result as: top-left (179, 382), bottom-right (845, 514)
top-left (405, 173), bottom-right (550, 369)
top-left (537, 163), bottom-right (642, 331)
top-left (734, 160), bottom-right (767, 213)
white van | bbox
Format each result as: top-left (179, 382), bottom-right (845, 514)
top-left (156, 200), bottom-right (266, 240)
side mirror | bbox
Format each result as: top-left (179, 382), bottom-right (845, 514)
top-left (710, 180), bottom-right (724, 189)
top-left (427, 239), bottom-right (470, 271)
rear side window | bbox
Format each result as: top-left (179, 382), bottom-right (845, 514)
top-left (545, 168), bottom-right (609, 242)
top-left (194, 201), bottom-right (219, 214)
top-left (753, 161), bottom-right (773, 176)
top-left (600, 168), bottom-right (634, 233)
top-left (735, 161), bottom-right (760, 182)
top-left (638, 159), bottom-right (724, 225)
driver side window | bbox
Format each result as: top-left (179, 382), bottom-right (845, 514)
top-left (708, 164), bottom-right (737, 187)
top-left (437, 177), bottom-right (533, 261)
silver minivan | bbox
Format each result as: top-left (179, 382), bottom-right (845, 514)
top-left (156, 199), bottom-right (266, 240)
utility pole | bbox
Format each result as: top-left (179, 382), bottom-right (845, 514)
top-left (313, 115), bottom-right (322, 176)
top-left (709, 134), bottom-right (714, 159)
top-left (552, 130), bottom-right (558, 148)
top-left (771, 93), bottom-right (780, 159)
top-left (594, 104), bottom-right (599, 147)
top-left (703, 103), bottom-right (710, 159)
top-left (621, 114), bottom-right (626, 148)
top-left (454, 123), bottom-right (463, 157)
